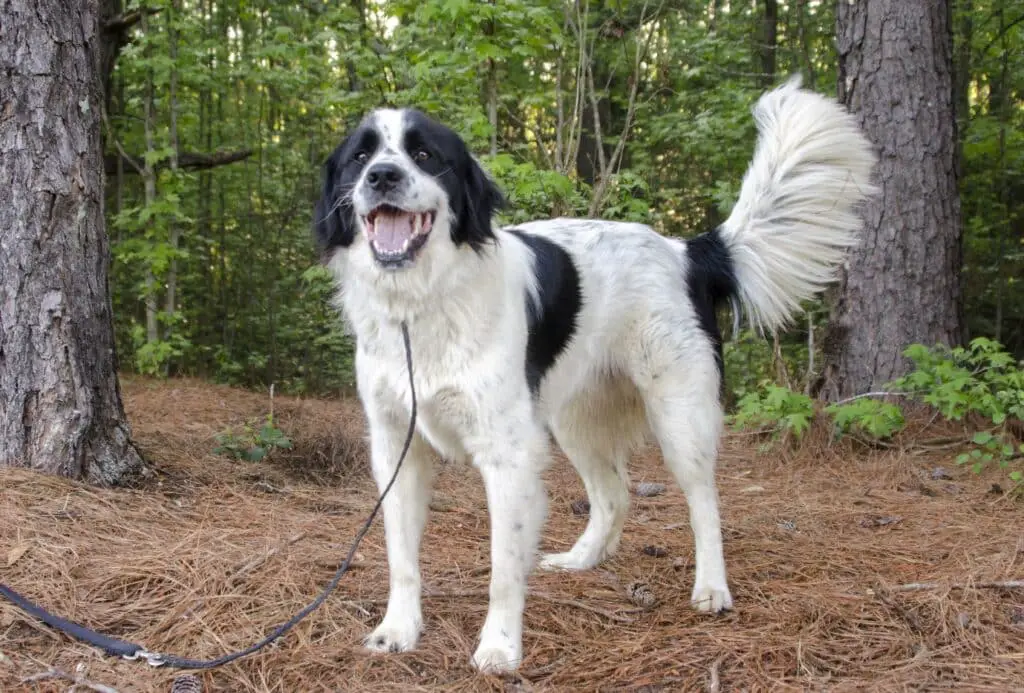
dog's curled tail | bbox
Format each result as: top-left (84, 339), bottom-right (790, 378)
top-left (719, 76), bottom-right (877, 334)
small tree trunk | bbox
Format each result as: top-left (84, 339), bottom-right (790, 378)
top-left (757, 0), bottom-right (778, 89)
top-left (164, 0), bottom-right (181, 342)
top-left (141, 8), bottom-right (160, 346)
top-left (819, 0), bottom-right (964, 400)
top-left (0, 0), bottom-right (146, 484)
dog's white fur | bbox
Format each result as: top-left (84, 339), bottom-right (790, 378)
top-left (323, 78), bottom-right (876, 673)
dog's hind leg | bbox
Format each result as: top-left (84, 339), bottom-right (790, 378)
top-left (539, 436), bottom-right (630, 571)
top-left (539, 383), bottom-right (642, 572)
top-left (640, 350), bottom-right (733, 613)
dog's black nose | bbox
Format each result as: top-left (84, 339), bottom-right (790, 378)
top-left (365, 163), bottom-right (404, 192)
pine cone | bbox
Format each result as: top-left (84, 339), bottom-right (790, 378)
top-left (171, 674), bottom-right (203, 693)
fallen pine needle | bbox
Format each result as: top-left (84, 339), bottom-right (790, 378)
top-left (422, 588), bottom-right (643, 622)
top-left (227, 532), bottom-right (307, 587)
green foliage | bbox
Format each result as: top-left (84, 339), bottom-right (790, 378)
top-left (731, 385), bottom-right (815, 440)
top-left (891, 338), bottom-right (1024, 425)
top-left (97, 0), bottom-right (1024, 399)
top-left (826, 398), bottom-right (905, 440)
top-left (956, 431), bottom-right (1024, 481)
top-left (213, 414), bottom-right (293, 463)
top-left (731, 338), bottom-right (1023, 488)
top-left (486, 154), bottom-right (587, 224)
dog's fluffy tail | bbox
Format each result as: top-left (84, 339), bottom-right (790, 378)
top-left (718, 76), bottom-right (877, 333)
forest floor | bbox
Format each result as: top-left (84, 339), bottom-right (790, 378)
top-left (2, 377), bottom-right (1023, 692)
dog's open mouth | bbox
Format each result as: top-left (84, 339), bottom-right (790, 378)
top-left (364, 205), bottom-right (435, 267)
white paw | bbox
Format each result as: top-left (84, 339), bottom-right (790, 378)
top-left (364, 618), bottom-right (421, 654)
top-left (538, 550), bottom-right (599, 572)
top-left (690, 584), bottom-right (733, 613)
top-left (471, 642), bottom-right (521, 674)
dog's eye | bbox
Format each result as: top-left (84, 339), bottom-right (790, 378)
top-left (412, 149), bottom-right (431, 163)
top-left (354, 151), bottom-right (369, 164)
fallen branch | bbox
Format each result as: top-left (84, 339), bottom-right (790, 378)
top-left (890, 580), bottom-right (1024, 592)
top-left (832, 391), bottom-right (910, 406)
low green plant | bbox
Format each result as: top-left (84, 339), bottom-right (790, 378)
top-left (891, 337), bottom-right (1024, 424)
top-left (730, 384), bottom-right (815, 440)
top-left (729, 337), bottom-right (1023, 489)
top-left (956, 431), bottom-right (1024, 482)
top-left (892, 338), bottom-right (1023, 485)
top-left (826, 398), bottom-right (906, 440)
top-left (214, 408), bottom-right (293, 463)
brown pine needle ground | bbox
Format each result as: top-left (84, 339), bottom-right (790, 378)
top-left (2, 377), bottom-right (1023, 692)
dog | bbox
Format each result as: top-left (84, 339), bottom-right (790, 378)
top-left (314, 77), bottom-right (876, 673)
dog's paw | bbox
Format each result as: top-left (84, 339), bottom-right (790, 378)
top-left (471, 642), bottom-right (521, 674)
top-left (538, 550), bottom-right (599, 572)
top-left (690, 584), bottom-right (733, 614)
top-left (364, 619), bottom-right (421, 654)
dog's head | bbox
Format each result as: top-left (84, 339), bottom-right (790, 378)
top-left (314, 109), bottom-right (505, 273)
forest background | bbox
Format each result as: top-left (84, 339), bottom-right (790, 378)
top-left (102, 0), bottom-right (1022, 403)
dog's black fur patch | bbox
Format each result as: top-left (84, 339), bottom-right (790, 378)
top-left (684, 227), bottom-right (738, 390)
top-left (314, 110), bottom-right (505, 256)
top-left (507, 229), bottom-right (582, 394)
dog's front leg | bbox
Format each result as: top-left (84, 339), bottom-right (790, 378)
top-left (471, 427), bottom-right (549, 674)
top-left (363, 409), bottom-right (434, 654)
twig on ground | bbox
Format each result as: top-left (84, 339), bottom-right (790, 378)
top-left (890, 580), bottom-right (1024, 592)
top-left (707, 655), bottom-right (725, 693)
top-left (21, 665), bottom-right (120, 693)
top-left (227, 532), bottom-right (306, 587)
top-left (832, 391), bottom-right (910, 406)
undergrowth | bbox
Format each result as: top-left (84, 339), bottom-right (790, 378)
top-left (213, 387), bottom-right (293, 462)
top-left (730, 338), bottom-right (1024, 490)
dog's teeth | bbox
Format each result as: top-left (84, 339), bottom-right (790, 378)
top-left (413, 214), bottom-right (421, 235)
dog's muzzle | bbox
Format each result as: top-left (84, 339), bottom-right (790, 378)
top-left (364, 205), bottom-right (436, 268)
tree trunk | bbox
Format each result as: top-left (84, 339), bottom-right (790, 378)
top-left (757, 0), bottom-right (778, 89)
top-left (819, 0), bottom-right (964, 400)
top-left (0, 0), bottom-right (146, 484)
top-left (141, 8), bottom-right (160, 346)
top-left (163, 0), bottom-right (182, 378)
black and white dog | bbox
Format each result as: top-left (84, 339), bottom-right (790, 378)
top-left (314, 78), bottom-right (875, 673)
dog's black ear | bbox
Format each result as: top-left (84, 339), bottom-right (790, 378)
top-left (313, 149), bottom-right (357, 256)
top-left (453, 156), bottom-right (506, 252)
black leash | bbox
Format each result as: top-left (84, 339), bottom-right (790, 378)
top-left (0, 322), bottom-right (417, 669)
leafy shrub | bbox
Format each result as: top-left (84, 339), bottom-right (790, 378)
top-left (729, 337), bottom-right (1023, 488)
top-left (890, 337), bottom-right (1024, 425)
top-left (485, 154), bottom-right (588, 224)
top-left (214, 414), bottom-right (293, 463)
top-left (730, 384), bottom-right (814, 440)
top-left (826, 398), bottom-right (905, 440)
top-left (957, 431), bottom-right (1024, 482)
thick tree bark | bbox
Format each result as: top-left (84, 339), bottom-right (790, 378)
top-left (819, 0), bottom-right (964, 400)
top-left (0, 0), bottom-right (146, 484)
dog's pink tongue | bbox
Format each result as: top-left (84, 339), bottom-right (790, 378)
top-left (373, 212), bottom-right (413, 253)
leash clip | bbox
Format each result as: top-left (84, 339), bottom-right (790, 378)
top-left (124, 649), bottom-right (166, 667)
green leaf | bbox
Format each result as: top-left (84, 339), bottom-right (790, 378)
top-left (972, 431), bottom-right (994, 445)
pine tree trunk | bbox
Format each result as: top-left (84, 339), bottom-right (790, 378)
top-left (0, 0), bottom-right (146, 484)
top-left (819, 0), bottom-right (964, 400)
